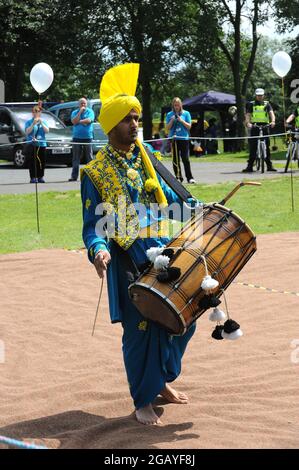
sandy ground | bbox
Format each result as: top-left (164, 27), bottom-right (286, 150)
top-left (0, 232), bottom-right (299, 449)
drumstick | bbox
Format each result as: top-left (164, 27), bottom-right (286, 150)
top-left (219, 181), bottom-right (261, 206)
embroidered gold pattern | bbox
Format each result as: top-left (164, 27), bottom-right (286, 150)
top-left (138, 320), bottom-right (148, 331)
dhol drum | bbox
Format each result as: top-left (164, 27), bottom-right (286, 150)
top-left (129, 203), bottom-right (256, 335)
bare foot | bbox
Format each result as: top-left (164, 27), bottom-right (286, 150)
top-left (160, 383), bottom-right (188, 404)
top-left (135, 404), bottom-right (162, 425)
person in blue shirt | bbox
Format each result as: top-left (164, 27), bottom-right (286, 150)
top-left (69, 97), bottom-right (95, 181)
top-left (166, 97), bottom-right (195, 184)
top-left (25, 105), bottom-right (49, 183)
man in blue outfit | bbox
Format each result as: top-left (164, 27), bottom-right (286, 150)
top-left (81, 63), bottom-right (198, 425)
top-left (166, 97), bottom-right (195, 184)
top-left (69, 97), bottom-right (95, 181)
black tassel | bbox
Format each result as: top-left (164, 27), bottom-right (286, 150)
top-left (157, 270), bottom-right (169, 282)
top-left (198, 294), bottom-right (221, 310)
top-left (198, 295), bottom-right (211, 309)
top-left (211, 325), bottom-right (224, 340)
top-left (223, 319), bottom-right (240, 333)
top-left (162, 248), bottom-right (174, 259)
top-left (209, 295), bottom-right (221, 307)
top-left (167, 266), bottom-right (181, 281)
top-left (157, 266), bottom-right (181, 283)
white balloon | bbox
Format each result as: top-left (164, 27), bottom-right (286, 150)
top-left (30, 63), bottom-right (54, 94)
top-left (272, 51), bottom-right (292, 78)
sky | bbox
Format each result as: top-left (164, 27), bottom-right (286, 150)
top-left (257, 19), bottom-right (299, 39)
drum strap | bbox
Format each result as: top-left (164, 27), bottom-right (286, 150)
top-left (145, 147), bottom-right (193, 202)
top-left (113, 241), bottom-right (150, 283)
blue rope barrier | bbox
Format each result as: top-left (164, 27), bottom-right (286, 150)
top-left (0, 435), bottom-right (47, 449)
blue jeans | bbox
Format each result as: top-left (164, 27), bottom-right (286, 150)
top-left (71, 138), bottom-right (93, 180)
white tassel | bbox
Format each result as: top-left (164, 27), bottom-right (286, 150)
top-left (146, 246), bottom-right (165, 263)
top-left (201, 275), bottom-right (219, 291)
top-left (209, 307), bottom-right (226, 322)
top-left (154, 255), bottom-right (170, 270)
top-left (221, 329), bottom-right (243, 340)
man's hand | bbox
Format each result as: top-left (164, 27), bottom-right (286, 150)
top-left (94, 250), bottom-right (111, 278)
top-left (270, 121), bottom-right (275, 128)
top-left (246, 122), bottom-right (252, 129)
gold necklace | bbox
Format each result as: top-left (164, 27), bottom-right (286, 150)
top-left (108, 144), bottom-right (142, 181)
top-left (110, 143), bottom-right (135, 159)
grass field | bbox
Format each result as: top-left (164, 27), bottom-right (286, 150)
top-left (0, 176), bottom-right (298, 254)
top-left (162, 148), bottom-right (288, 163)
top-left (0, 191), bottom-right (82, 254)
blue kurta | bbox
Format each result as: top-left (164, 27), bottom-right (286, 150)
top-left (81, 151), bottom-right (198, 409)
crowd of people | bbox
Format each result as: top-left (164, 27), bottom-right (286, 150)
top-left (25, 84), bottom-right (298, 184)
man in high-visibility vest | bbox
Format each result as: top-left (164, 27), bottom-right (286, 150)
top-left (243, 88), bottom-right (276, 172)
top-left (285, 107), bottom-right (299, 128)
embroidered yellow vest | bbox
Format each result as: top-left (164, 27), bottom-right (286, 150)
top-left (81, 148), bottom-right (140, 250)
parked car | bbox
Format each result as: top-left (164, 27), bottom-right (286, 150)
top-left (49, 99), bottom-right (143, 151)
top-left (48, 99), bottom-right (108, 153)
top-left (49, 99), bottom-right (143, 148)
top-left (0, 105), bottom-right (73, 168)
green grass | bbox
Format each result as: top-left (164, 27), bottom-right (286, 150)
top-left (0, 177), bottom-right (298, 254)
top-left (189, 177), bottom-right (299, 234)
top-left (162, 148), bottom-right (288, 163)
top-left (0, 191), bottom-right (83, 254)
top-left (161, 135), bottom-right (290, 162)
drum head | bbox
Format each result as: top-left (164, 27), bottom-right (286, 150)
top-left (129, 283), bottom-right (186, 335)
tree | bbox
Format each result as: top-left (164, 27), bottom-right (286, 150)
top-left (86, 0), bottom-right (189, 139)
top-left (273, 0), bottom-right (299, 103)
top-left (0, 0), bottom-right (98, 101)
top-left (0, 0), bottom-right (45, 100)
top-left (184, 0), bottom-right (272, 148)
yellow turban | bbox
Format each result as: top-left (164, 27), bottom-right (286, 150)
top-left (99, 94), bottom-right (142, 134)
top-left (98, 63), bottom-right (167, 207)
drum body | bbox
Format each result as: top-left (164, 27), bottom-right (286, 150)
top-left (129, 204), bottom-right (256, 335)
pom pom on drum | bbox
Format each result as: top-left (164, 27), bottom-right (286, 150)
top-left (209, 307), bottom-right (226, 322)
top-left (198, 294), bottom-right (221, 309)
top-left (154, 254), bottom-right (170, 270)
top-left (210, 289), bottom-right (243, 341)
top-left (146, 246), bottom-right (166, 263)
top-left (147, 247), bottom-right (181, 283)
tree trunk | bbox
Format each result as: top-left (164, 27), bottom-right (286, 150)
top-left (140, 74), bottom-right (152, 141)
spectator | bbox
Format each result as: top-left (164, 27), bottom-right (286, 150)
top-left (206, 118), bottom-right (218, 154)
top-left (286, 107), bottom-right (299, 129)
top-left (69, 97), bottom-right (95, 181)
top-left (25, 105), bottom-right (49, 183)
top-left (151, 132), bottom-right (163, 152)
top-left (166, 97), bottom-right (195, 183)
top-left (228, 107), bottom-right (237, 152)
top-left (158, 122), bottom-right (170, 155)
